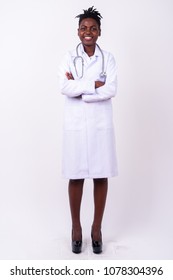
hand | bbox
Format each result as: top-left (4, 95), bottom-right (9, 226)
top-left (95, 81), bottom-right (105, 88)
top-left (66, 72), bottom-right (74, 80)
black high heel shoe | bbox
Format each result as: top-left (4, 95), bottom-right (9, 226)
top-left (91, 231), bottom-right (102, 254)
top-left (72, 240), bottom-right (82, 254)
top-left (72, 230), bottom-right (82, 254)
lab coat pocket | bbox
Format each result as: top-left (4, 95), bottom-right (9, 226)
top-left (64, 105), bottom-right (84, 131)
top-left (95, 102), bottom-right (113, 130)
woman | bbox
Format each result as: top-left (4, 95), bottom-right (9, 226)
top-left (59, 6), bottom-right (118, 254)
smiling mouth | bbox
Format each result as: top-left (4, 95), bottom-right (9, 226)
top-left (84, 36), bottom-right (93, 40)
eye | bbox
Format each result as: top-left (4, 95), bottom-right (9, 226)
top-left (80, 27), bottom-right (86, 31)
top-left (91, 27), bottom-right (97, 32)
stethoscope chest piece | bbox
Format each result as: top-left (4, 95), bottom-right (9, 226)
top-left (100, 72), bottom-right (107, 78)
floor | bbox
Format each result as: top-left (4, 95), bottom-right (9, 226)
top-left (0, 222), bottom-right (173, 260)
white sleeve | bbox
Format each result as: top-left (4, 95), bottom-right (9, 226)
top-left (58, 53), bottom-right (95, 97)
top-left (82, 53), bottom-right (117, 102)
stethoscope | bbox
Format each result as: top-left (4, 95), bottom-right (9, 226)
top-left (73, 43), bottom-right (106, 79)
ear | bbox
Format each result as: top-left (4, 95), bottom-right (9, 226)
top-left (77, 28), bottom-right (80, 36)
top-left (99, 29), bottom-right (101, 36)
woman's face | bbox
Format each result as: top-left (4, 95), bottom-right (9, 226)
top-left (78, 18), bottom-right (101, 47)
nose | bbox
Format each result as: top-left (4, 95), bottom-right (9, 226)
top-left (85, 28), bottom-right (91, 34)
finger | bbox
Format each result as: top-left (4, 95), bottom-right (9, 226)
top-left (65, 73), bottom-right (71, 80)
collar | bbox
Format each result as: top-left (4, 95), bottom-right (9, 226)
top-left (79, 43), bottom-right (101, 57)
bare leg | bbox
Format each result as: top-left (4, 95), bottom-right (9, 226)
top-left (92, 178), bottom-right (108, 241)
top-left (68, 179), bottom-right (84, 240)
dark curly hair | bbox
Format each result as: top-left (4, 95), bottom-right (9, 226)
top-left (75, 6), bottom-right (103, 28)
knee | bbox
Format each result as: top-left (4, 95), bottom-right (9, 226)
top-left (69, 179), bottom-right (84, 185)
top-left (93, 178), bottom-right (108, 183)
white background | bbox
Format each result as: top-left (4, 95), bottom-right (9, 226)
top-left (0, 0), bottom-right (173, 260)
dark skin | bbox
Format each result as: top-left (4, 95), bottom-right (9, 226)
top-left (66, 18), bottom-right (108, 242)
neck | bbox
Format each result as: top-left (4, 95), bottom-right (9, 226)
top-left (83, 44), bottom-right (96, 57)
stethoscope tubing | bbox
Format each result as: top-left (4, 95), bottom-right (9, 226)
top-left (73, 43), bottom-right (106, 79)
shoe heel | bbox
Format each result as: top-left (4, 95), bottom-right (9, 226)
top-left (91, 231), bottom-right (102, 254)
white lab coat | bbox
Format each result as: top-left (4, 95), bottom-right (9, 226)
top-left (58, 44), bottom-right (118, 179)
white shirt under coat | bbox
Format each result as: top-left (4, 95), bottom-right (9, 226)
top-left (59, 44), bottom-right (118, 179)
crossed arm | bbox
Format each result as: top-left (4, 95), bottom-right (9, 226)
top-left (65, 72), bottom-right (105, 89)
